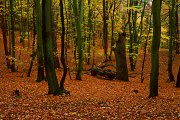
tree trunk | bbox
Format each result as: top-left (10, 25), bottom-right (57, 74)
top-left (141, 14), bottom-right (152, 83)
top-left (176, 66), bottom-right (180, 87)
top-left (52, 7), bottom-right (61, 69)
top-left (59, 0), bottom-right (68, 93)
top-left (27, 8), bottom-right (36, 77)
top-left (168, 1), bottom-right (175, 82)
top-left (175, 0), bottom-right (179, 54)
top-left (72, 0), bottom-right (84, 80)
top-left (34, 0), bottom-right (45, 82)
top-left (109, 0), bottom-right (116, 60)
top-left (10, 0), bottom-right (16, 72)
top-left (114, 33), bottom-right (129, 81)
top-left (149, 0), bottom-right (162, 98)
top-left (42, 0), bottom-right (59, 94)
top-left (0, 0), bottom-right (10, 68)
top-left (103, 0), bottom-right (108, 61)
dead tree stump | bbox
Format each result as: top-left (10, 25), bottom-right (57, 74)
top-left (113, 33), bottom-right (129, 81)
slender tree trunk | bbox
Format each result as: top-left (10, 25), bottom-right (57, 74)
top-left (128, 0), bottom-right (139, 71)
top-left (59, 0), bottom-right (69, 95)
top-left (72, 0), bottom-right (84, 80)
top-left (168, 1), bottom-right (175, 82)
top-left (175, 0), bottom-right (179, 54)
top-left (141, 14), bottom-right (152, 83)
top-left (27, 0), bottom-right (30, 48)
top-left (10, 0), bottom-right (16, 72)
top-left (149, 0), bottom-right (162, 98)
top-left (87, 0), bottom-right (92, 65)
top-left (114, 33), bottom-right (129, 81)
top-left (34, 0), bottom-right (45, 82)
top-left (27, 8), bottom-right (36, 77)
top-left (103, 0), bottom-right (108, 61)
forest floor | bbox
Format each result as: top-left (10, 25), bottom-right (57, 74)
top-left (0, 35), bottom-right (180, 120)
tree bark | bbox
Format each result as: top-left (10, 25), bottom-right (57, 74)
top-left (27, 8), bottom-right (36, 77)
top-left (52, 7), bottom-right (61, 69)
top-left (72, 0), bottom-right (84, 80)
top-left (167, 1), bottom-right (175, 82)
top-left (42, 0), bottom-right (59, 94)
top-left (175, 0), bottom-right (179, 54)
top-left (34, 0), bottom-right (45, 82)
top-left (10, 0), bottom-right (16, 72)
top-left (59, 0), bottom-right (68, 92)
top-left (103, 0), bottom-right (108, 61)
top-left (114, 33), bottom-right (129, 81)
top-left (176, 66), bottom-right (180, 87)
top-left (149, 0), bottom-right (162, 98)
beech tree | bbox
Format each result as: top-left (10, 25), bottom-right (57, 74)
top-left (34, 0), bottom-right (45, 82)
top-left (149, 0), bottom-right (162, 98)
top-left (176, 66), bottom-right (180, 87)
top-left (72, 0), bottom-right (84, 80)
top-left (42, 0), bottom-right (59, 94)
top-left (114, 33), bottom-right (129, 81)
top-left (9, 0), bottom-right (16, 72)
top-left (167, 0), bottom-right (175, 82)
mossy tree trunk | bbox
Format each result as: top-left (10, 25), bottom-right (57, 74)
top-left (87, 0), bottom-right (93, 65)
top-left (72, 0), bottom-right (84, 80)
top-left (114, 33), bottom-right (129, 81)
top-left (42, 0), bottom-right (59, 95)
top-left (34, 0), bottom-right (45, 82)
top-left (149, 0), bottom-right (162, 98)
top-left (109, 0), bottom-right (116, 61)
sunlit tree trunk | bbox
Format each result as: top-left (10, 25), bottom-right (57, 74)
top-left (149, 0), bottom-right (162, 98)
top-left (109, 0), bottom-right (116, 61)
